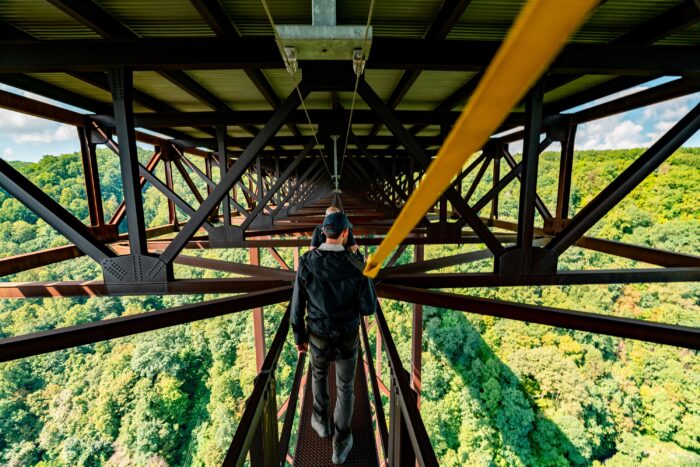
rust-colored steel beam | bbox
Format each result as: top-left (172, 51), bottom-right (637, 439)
top-left (0, 278), bottom-right (291, 298)
top-left (109, 150), bottom-right (163, 225)
top-left (245, 224), bottom-right (318, 238)
top-left (250, 247), bottom-right (266, 371)
top-left (411, 245), bottom-right (424, 407)
top-left (0, 245), bottom-right (82, 278)
top-left (382, 268), bottom-right (700, 288)
top-left (4, 267), bottom-right (694, 299)
top-left (0, 87), bottom-right (84, 125)
top-left (174, 254), bottom-right (294, 279)
top-left (490, 219), bottom-right (700, 268)
top-left (145, 234), bottom-right (523, 250)
top-left (379, 249), bottom-right (493, 276)
top-left (172, 155), bottom-right (205, 204)
top-left (0, 225), bottom-right (177, 278)
top-left (0, 286), bottom-right (293, 361)
top-left (576, 237), bottom-right (700, 268)
top-left (377, 284), bottom-right (700, 350)
top-left (163, 157), bottom-right (178, 225)
top-left (158, 82), bottom-right (308, 265)
top-left (267, 247), bottom-right (291, 270)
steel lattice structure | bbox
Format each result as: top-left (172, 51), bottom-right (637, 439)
top-left (0, 1), bottom-right (699, 465)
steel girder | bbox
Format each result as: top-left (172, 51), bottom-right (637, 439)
top-left (543, 103), bottom-right (700, 263)
top-left (376, 284), bottom-right (700, 350)
top-left (0, 286), bottom-right (293, 362)
top-left (0, 158), bottom-right (116, 264)
top-left (1, 39), bottom-right (698, 75)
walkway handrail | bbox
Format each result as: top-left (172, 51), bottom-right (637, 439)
top-left (278, 350), bottom-right (307, 465)
top-left (223, 304), bottom-right (298, 466)
top-left (360, 318), bottom-right (389, 457)
top-left (374, 304), bottom-right (439, 467)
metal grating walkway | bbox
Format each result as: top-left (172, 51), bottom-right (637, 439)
top-left (293, 352), bottom-right (379, 466)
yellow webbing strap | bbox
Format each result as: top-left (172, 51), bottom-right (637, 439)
top-left (363, 0), bottom-right (598, 278)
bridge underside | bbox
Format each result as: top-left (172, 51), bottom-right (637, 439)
top-left (0, 0), bottom-right (699, 465)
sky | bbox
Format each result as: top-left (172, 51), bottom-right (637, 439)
top-left (1, 77), bottom-right (699, 162)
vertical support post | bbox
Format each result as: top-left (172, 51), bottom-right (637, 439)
top-left (556, 124), bottom-right (577, 221)
top-left (108, 66), bottom-right (147, 255)
top-left (411, 245), bottom-right (423, 408)
top-left (516, 79), bottom-right (545, 250)
top-left (249, 377), bottom-right (280, 467)
top-left (78, 126), bottom-right (105, 227)
top-left (250, 247), bottom-right (266, 372)
top-left (375, 320), bottom-right (382, 381)
top-left (162, 146), bottom-right (178, 227)
top-left (217, 126), bottom-right (231, 226)
top-left (232, 182), bottom-right (238, 212)
top-left (205, 155), bottom-right (213, 196)
top-left (256, 156), bottom-right (264, 207)
top-left (491, 149), bottom-right (501, 220)
top-left (248, 174), bottom-right (255, 209)
top-left (293, 247), bottom-right (300, 270)
top-left (388, 371), bottom-right (417, 467)
top-left (439, 197), bottom-right (447, 226)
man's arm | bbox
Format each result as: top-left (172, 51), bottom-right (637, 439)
top-left (347, 228), bottom-right (359, 253)
top-left (357, 275), bottom-right (378, 316)
top-left (290, 262), bottom-right (309, 351)
top-left (309, 225), bottom-right (323, 250)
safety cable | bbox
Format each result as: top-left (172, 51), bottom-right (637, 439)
top-left (260, 0), bottom-right (334, 179)
top-left (338, 0), bottom-right (376, 180)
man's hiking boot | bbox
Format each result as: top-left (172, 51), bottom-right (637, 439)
top-left (332, 432), bottom-right (353, 464)
top-left (311, 414), bottom-right (331, 438)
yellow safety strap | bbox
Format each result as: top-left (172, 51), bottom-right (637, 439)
top-left (363, 0), bottom-right (598, 278)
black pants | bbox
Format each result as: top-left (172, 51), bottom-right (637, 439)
top-left (309, 331), bottom-right (359, 440)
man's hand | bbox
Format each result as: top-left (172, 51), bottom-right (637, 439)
top-left (349, 244), bottom-right (359, 253)
top-left (296, 342), bottom-right (308, 354)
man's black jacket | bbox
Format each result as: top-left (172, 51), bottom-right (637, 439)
top-left (291, 247), bottom-right (377, 345)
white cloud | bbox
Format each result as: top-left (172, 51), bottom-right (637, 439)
top-left (11, 124), bottom-right (75, 143)
top-left (508, 140), bottom-right (523, 154)
top-left (2, 147), bottom-right (13, 158)
top-left (642, 94), bottom-right (697, 123)
top-left (577, 116), bottom-right (647, 150)
top-left (608, 120), bottom-right (645, 148)
top-left (0, 108), bottom-right (75, 144)
top-left (648, 120), bottom-right (675, 142)
top-left (573, 90), bottom-right (700, 150)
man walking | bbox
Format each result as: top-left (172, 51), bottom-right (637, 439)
top-left (291, 211), bottom-right (377, 464)
top-left (310, 205), bottom-right (359, 253)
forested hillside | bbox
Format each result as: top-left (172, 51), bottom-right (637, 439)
top-left (0, 147), bottom-right (698, 466)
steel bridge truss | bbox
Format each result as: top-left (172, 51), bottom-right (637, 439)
top-left (1, 1), bottom-right (700, 464)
